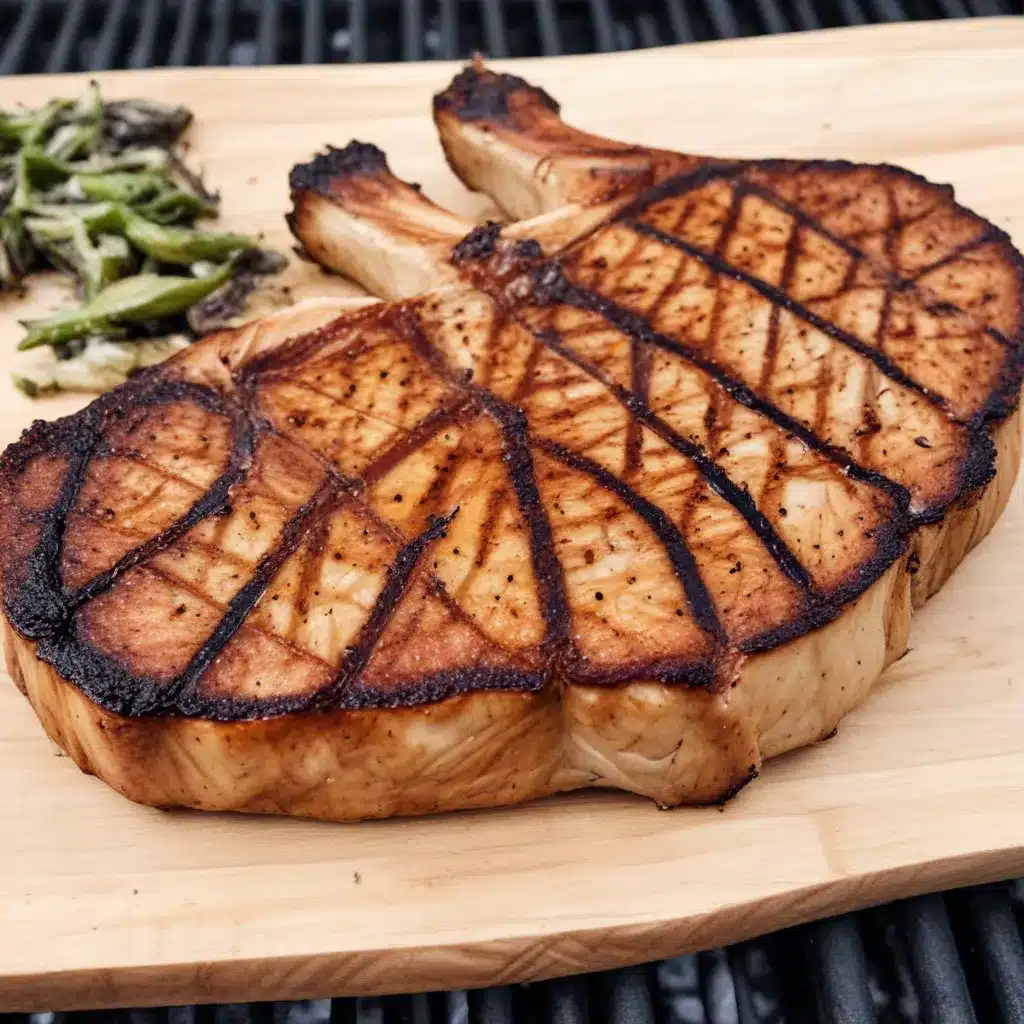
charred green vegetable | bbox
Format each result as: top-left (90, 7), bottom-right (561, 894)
top-left (1, 82), bottom-right (285, 394)
top-left (19, 257), bottom-right (238, 350)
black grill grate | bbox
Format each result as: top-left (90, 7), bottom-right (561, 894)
top-left (2, 1), bottom-right (1024, 1022)
top-left (0, 0), bottom-right (1023, 74)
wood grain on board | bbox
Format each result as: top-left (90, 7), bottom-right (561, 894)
top-left (1, 17), bottom-right (1024, 1012)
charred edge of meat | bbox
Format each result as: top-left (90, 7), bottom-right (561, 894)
top-left (628, 156), bottom-right (1024, 362)
top-left (451, 222), bottom-right (503, 263)
top-left (288, 142), bottom-right (391, 198)
top-left (0, 374), bottom-right (230, 642)
top-left (738, 516), bottom-right (910, 656)
top-left (741, 157), bottom-right (1024, 359)
top-left (685, 764), bottom-right (760, 809)
top-left (613, 158), bottom-right (1023, 495)
top-left (31, 578), bottom-right (549, 721)
top-left (561, 651), bottom-right (719, 690)
top-left (433, 62), bottom-right (561, 122)
top-left (450, 223), bottom-right (545, 284)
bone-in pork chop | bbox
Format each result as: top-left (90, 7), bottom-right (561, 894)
top-left (1, 64), bottom-right (1021, 821)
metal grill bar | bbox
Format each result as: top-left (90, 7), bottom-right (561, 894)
top-left (665, 0), bottom-right (695, 42)
top-left (867, 0), bottom-right (910, 18)
top-left (402, 0), bottom-right (423, 59)
top-left (468, 986), bottom-right (515, 1023)
top-left (480, 0), bottom-right (509, 56)
top-left (838, 0), bottom-right (870, 24)
top-left (89, 0), bottom-right (129, 72)
top-left (439, 0), bottom-right (458, 60)
top-left (349, 0), bottom-right (368, 63)
top-left (754, 0), bottom-right (790, 32)
top-left (257, 0), bottom-right (281, 66)
top-left (725, 946), bottom-right (761, 1024)
top-left (807, 915), bottom-right (879, 1023)
top-left (45, 0), bottom-right (86, 73)
top-left (534, 0), bottom-right (562, 54)
top-left (203, 0), bottom-right (233, 66)
top-left (128, 0), bottom-right (162, 69)
top-left (961, 886), bottom-right (1024, 1022)
top-left (588, 0), bottom-right (617, 51)
top-left (606, 965), bottom-right (657, 1024)
top-left (0, 0), bottom-right (42, 74)
top-left (792, 0), bottom-right (823, 29)
top-left (542, 977), bottom-right (588, 1024)
top-left (168, 0), bottom-right (199, 66)
top-left (705, 0), bottom-right (740, 39)
top-left (896, 894), bottom-right (978, 1023)
top-left (303, 0), bottom-right (325, 63)
top-left (330, 996), bottom-right (357, 1022)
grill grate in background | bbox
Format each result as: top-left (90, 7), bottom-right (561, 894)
top-left (0, 0), bottom-right (1023, 73)
top-left (1, 882), bottom-right (1022, 1023)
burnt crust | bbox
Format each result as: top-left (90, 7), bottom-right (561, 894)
top-left (433, 63), bottom-right (561, 122)
top-left (288, 142), bottom-right (391, 197)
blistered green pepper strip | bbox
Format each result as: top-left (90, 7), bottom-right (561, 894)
top-left (134, 185), bottom-right (218, 224)
top-left (19, 258), bottom-right (236, 350)
top-left (27, 201), bottom-right (118, 227)
top-left (21, 146), bottom-right (70, 186)
top-left (10, 149), bottom-right (32, 212)
top-left (0, 210), bottom-right (33, 287)
top-left (119, 206), bottom-right (247, 264)
top-left (93, 234), bottom-right (133, 293)
top-left (0, 99), bottom-right (71, 149)
top-left (25, 210), bottom-right (132, 295)
top-left (76, 171), bottom-right (166, 205)
top-left (44, 83), bottom-right (102, 160)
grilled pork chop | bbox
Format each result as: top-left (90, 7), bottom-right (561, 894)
top-left (2, 65), bottom-right (1021, 822)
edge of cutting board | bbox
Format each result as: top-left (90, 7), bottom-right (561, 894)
top-left (2, 17), bottom-right (1024, 1011)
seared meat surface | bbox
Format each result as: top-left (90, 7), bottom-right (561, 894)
top-left (1, 64), bottom-right (1020, 821)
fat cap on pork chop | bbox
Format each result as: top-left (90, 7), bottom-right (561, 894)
top-left (1, 63), bottom-right (1021, 822)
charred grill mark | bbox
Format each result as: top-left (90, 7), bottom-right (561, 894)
top-left (359, 396), bottom-right (471, 487)
top-left (537, 437), bottom-right (724, 646)
top-left (313, 507), bottom-right (459, 709)
top-left (625, 318), bottom-right (653, 475)
top-left (513, 338), bottom-right (544, 402)
top-left (761, 222), bottom-right (802, 390)
top-left (531, 322), bottom-right (814, 593)
top-left (170, 479), bottom-right (341, 712)
top-left (68, 407), bottom-right (258, 612)
top-left (470, 483), bottom-right (508, 577)
top-left (626, 218), bottom-right (948, 413)
top-left (627, 161), bottom-right (1022, 353)
top-left (909, 231), bottom-right (1000, 280)
top-left (288, 513), bottom-right (333, 639)
top-left (406, 311), bottom-right (573, 652)
top-left (593, 296), bottom-right (906, 502)
top-left (4, 410), bottom-right (103, 638)
top-left (267, 373), bottom-right (417, 436)
top-left (3, 379), bottom-right (232, 641)
top-left (739, 174), bottom-right (1020, 354)
top-left (757, 220), bottom-right (802, 520)
top-left (486, 398), bottom-right (572, 652)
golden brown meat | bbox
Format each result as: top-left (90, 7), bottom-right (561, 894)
top-left (2, 64), bottom-right (1021, 822)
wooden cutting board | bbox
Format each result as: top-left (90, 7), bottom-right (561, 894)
top-left (2, 17), bottom-right (1024, 1013)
